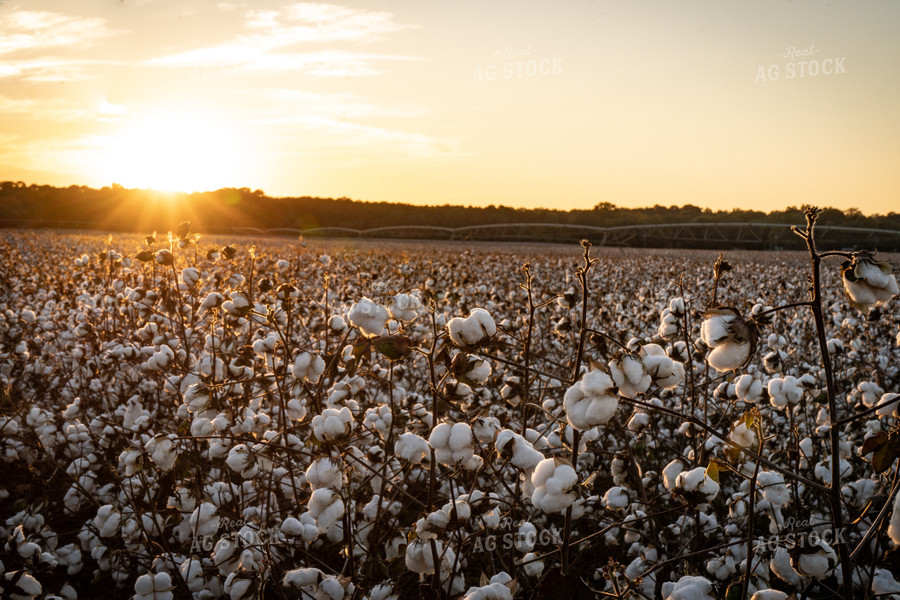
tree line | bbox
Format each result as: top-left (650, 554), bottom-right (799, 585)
top-left (1, 181), bottom-right (898, 249)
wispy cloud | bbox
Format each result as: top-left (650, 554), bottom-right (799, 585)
top-left (0, 95), bottom-right (88, 120)
top-left (0, 10), bottom-right (121, 55)
top-left (0, 57), bottom-right (119, 82)
top-left (147, 2), bottom-right (418, 77)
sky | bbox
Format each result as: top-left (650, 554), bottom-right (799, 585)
top-left (1, 0), bottom-right (898, 214)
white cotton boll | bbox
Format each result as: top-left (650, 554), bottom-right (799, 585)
top-left (875, 393), bottom-right (899, 418)
top-left (664, 575), bottom-right (714, 600)
top-left (463, 359), bottom-right (492, 385)
top-left (224, 573), bottom-right (253, 600)
top-left (770, 546), bottom-right (802, 585)
top-left (814, 456), bottom-right (851, 485)
top-left (842, 256), bottom-right (899, 311)
top-left (308, 488), bottom-right (344, 533)
top-left (530, 458), bottom-right (578, 513)
top-left (329, 315), bottom-right (348, 333)
top-left (312, 407), bottom-right (354, 442)
top-left (756, 471), bottom-right (790, 507)
top-left (292, 352), bottom-right (325, 384)
top-left (281, 513), bottom-right (319, 542)
top-left (768, 376), bottom-right (803, 409)
top-left (181, 267), bottom-right (200, 288)
top-left (888, 487), bottom-right (900, 546)
top-left (306, 458), bottom-right (343, 490)
top-left (388, 293), bottom-right (422, 323)
top-left (826, 338), bottom-right (844, 354)
top-left (858, 381), bottom-right (884, 408)
top-left (708, 342), bottom-right (751, 373)
top-left (145, 434), bottom-right (178, 472)
top-left (675, 467), bottom-right (719, 502)
top-left (226, 444), bottom-right (258, 478)
top-left (222, 291), bottom-right (250, 316)
top-left (461, 571), bottom-right (514, 600)
top-left (609, 353), bottom-right (651, 398)
top-left (395, 432), bottom-right (430, 464)
top-left (750, 591), bottom-right (788, 600)
top-left (495, 430), bottom-right (543, 470)
top-left (735, 374), bottom-right (763, 402)
top-left (701, 309), bottom-right (754, 372)
top-left (729, 421), bottom-right (757, 449)
top-left (405, 539), bottom-right (445, 575)
top-left (662, 460), bottom-right (684, 491)
top-left (563, 369), bottom-right (619, 430)
top-left (348, 297), bottom-right (389, 337)
top-left (189, 502), bottom-right (219, 537)
top-left (658, 308), bottom-right (680, 339)
top-left (429, 422), bottom-right (475, 467)
top-left (872, 569), bottom-right (900, 595)
top-left (601, 486), bottom-right (629, 510)
top-left (447, 308), bottom-right (496, 346)
top-left (640, 344), bottom-right (684, 390)
top-left (134, 572), bottom-right (173, 600)
top-left (792, 539), bottom-right (837, 578)
top-left (472, 416), bottom-right (501, 443)
top-left (94, 504), bottom-right (122, 538)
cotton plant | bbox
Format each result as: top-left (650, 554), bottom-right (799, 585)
top-left (428, 421), bottom-right (481, 470)
top-left (530, 458), bottom-right (578, 513)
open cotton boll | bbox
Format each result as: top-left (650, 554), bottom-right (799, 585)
top-left (750, 591), bottom-right (789, 600)
top-left (663, 575), bottom-right (715, 600)
top-left (662, 460), bottom-right (684, 492)
top-left (292, 352), bottom-right (325, 384)
top-left (609, 353), bottom-right (651, 398)
top-left (640, 344), bottom-right (684, 390)
top-left (735, 374), bottom-right (764, 402)
top-left (429, 422), bottom-right (476, 467)
top-left (756, 471), bottom-right (790, 507)
top-left (306, 458), bottom-right (343, 490)
top-left (888, 487), bottom-right (900, 546)
top-left (447, 308), bottom-right (496, 346)
top-left (181, 267), bottom-right (200, 288)
top-left (405, 539), bottom-right (454, 575)
top-left (312, 407), bottom-right (354, 442)
top-left (348, 297), bottom-right (389, 337)
top-left (674, 467), bottom-right (719, 502)
top-left (145, 434), bottom-right (178, 471)
top-left (563, 369), bottom-right (619, 430)
top-left (461, 572), bottom-right (514, 600)
top-left (530, 458), bottom-right (578, 513)
top-left (394, 432), bottom-right (430, 464)
top-left (388, 293), bottom-right (422, 323)
top-left (791, 539), bottom-right (837, 578)
top-left (308, 488), bottom-right (344, 533)
top-left (841, 254), bottom-right (899, 311)
top-left (768, 376), bottom-right (802, 409)
top-left (601, 486), bottom-right (630, 510)
top-left (729, 421), bottom-right (757, 449)
top-left (700, 308), bottom-right (756, 372)
top-left (134, 572), bottom-right (173, 600)
top-left (94, 504), bottom-right (122, 537)
top-left (875, 393), bottom-right (900, 418)
top-left (495, 430), bottom-right (543, 470)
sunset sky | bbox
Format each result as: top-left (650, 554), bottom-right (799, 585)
top-left (1, 0), bottom-right (898, 213)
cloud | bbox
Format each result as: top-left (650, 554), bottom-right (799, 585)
top-left (0, 10), bottom-right (121, 56)
top-left (0, 95), bottom-right (88, 121)
top-left (146, 2), bottom-right (419, 77)
top-left (0, 57), bottom-right (119, 82)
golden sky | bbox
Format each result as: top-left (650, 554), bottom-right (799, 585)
top-left (1, 0), bottom-right (898, 213)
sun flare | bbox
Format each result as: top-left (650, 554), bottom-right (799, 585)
top-left (103, 110), bottom-right (254, 193)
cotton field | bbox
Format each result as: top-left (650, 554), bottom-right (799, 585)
top-left (1, 210), bottom-right (899, 600)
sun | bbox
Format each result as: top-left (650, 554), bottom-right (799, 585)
top-left (103, 110), bottom-right (255, 193)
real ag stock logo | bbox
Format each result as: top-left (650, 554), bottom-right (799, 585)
top-left (755, 44), bottom-right (846, 83)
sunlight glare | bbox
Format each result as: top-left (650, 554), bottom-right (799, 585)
top-left (104, 110), bottom-right (253, 193)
